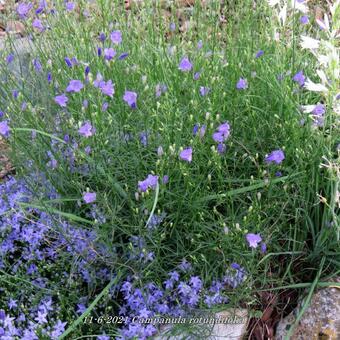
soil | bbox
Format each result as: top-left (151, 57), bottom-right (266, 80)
top-left (0, 137), bottom-right (14, 180)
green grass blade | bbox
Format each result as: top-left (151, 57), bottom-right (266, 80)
top-left (13, 128), bottom-right (67, 144)
top-left (199, 173), bottom-right (302, 202)
top-left (58, 273), bottom-right (123, 340)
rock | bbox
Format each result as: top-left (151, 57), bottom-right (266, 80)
top-left (154, 308), bottom-right (249, 339)
top-left (0, 36), bottom-right (32, 57)
top-left (6, 20), bottom-right (26, 36)
top-left (211, 309), bottom-right (249, 339)
top-left (275, 285), bottom-right (340, 339)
